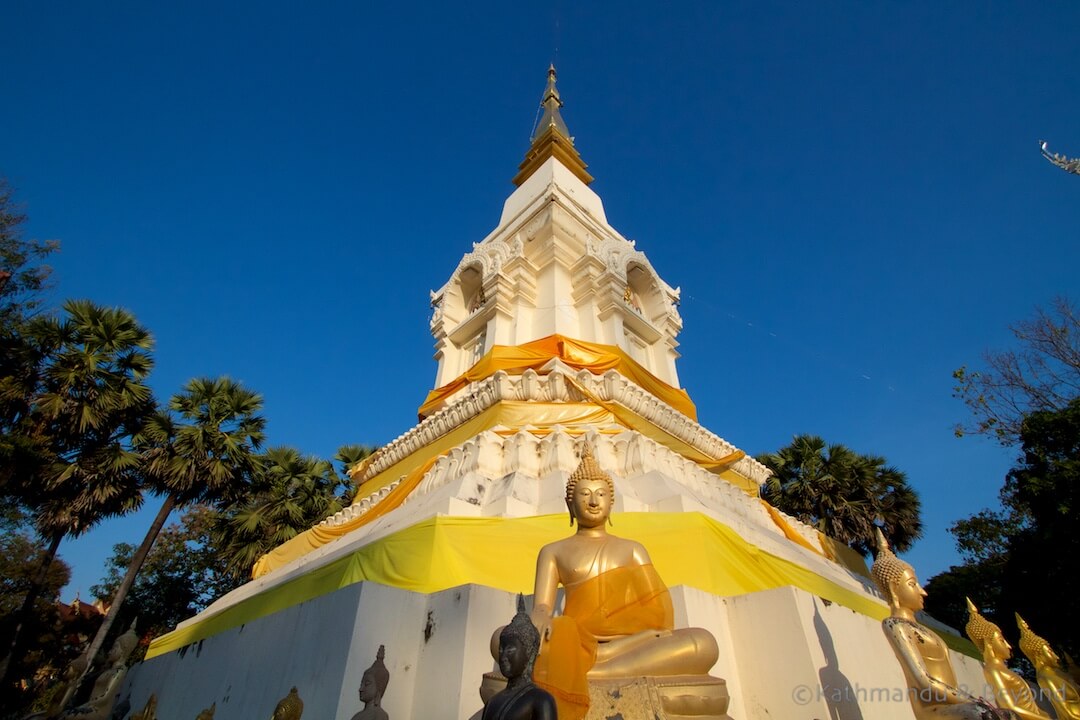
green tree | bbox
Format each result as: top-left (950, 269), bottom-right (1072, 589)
top-left (0, 524), bottom-right (77, 716)
top-left (0, 300), bottom-right (154, 688)
top-left (69, 377), bottom-right (264, 708)
top-left (0, 178), bottom-right (57, 327)
top-left (758, 434), bottom-right (922, 556)
top-left (90, 507), bottom-right (242, 659)
top-left (929, 398), bottom-right (1080, 661)
top-left (216, 444), bottom-right (374, 580)
top-left (953, 297), bottom-right (1079, 445)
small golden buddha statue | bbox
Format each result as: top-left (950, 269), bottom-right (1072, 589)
top-left (1017, 614), bottom-right (1080, 720)
top-left (195, 703), bottom-right (215, 719)
top-left (871, 530), bottom-right (1009, 719)
top-left (529, 445), bottom-right (720, 720)
top-left (269, 687), bottom-right (303, 720)
top-left (965, 599), bottom-right (1048, 719)
top-left (349, 647), bottom-right (390, 720)
top-left (482, 595), bottom-right (557, 720)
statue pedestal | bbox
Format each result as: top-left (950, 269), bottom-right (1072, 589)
top-left (481, 672), bottom-right (732, 719)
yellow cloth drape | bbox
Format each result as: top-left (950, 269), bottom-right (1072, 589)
top-left (253, 402), bottom-right (617, 578)
top-left (533, 564), bottom-right (673, 720)
top-left (758, 500), bottom-right (873, 580)
top-left (418, 334), bottom-right (697, 421)
top-left (148, 513), bottom-right (888, 660)
top-left (254, 396), bottom-right (761, 579)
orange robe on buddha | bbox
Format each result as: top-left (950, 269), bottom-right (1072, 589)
top-left (531, 564), bottom-right (674, 720)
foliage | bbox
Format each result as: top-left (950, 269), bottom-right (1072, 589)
top-left (953, 297), bottom-right (1080, 445)
top-left (215, 444), bottom-right (374, 579)
top-left (758, 434), bottom-right (922, 556)
top-left (929, 398), bottom-right (1080, 662)
top-left (74, 376), bottom-right (265, 700)
top-left (2, 300), bottom-right (155, 538)
top-left (0, 527), bottom-right (79, 716)
top-left (90, 507), bottom-right (242, 659)
top-left (0, 179), bottom-right (58, 328)
top-left (138, 377), bottom-right (265, 506)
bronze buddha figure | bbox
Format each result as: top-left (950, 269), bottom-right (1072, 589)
top-left (350, 646), bottom-right (390, 720)
top-left (482, 596), bottom-right (557, 720)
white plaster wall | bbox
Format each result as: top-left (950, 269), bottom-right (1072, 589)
top-left (122, 583), bottom-right (515, 720)
top-left (724, 585), bottom-right (991, 720)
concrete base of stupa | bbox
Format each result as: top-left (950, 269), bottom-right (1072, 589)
top-left (119, 579), bottom-right (988, 720)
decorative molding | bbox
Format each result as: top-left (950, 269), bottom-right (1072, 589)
top-left (353, 364), bottom-right (771, 489)
top-left (329, 426), bottom-right (818, 555)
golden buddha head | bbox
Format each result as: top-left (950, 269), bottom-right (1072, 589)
top-left (870, 528), bottom-right (925, 610)
top-left (360, 646), bottom-right (390, 705)
top-left (565, 445), bottom-right (614, 528)
top-left (1017, 614), bottom-right (1059, 668)
top-left (966, 598), bottom-right (1011, 660)
top-left (498, 594), bottom-right (541, 681)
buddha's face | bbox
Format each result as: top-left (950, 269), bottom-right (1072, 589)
top-left (498, 635), bottom-right (528, 680)
top-left (989, 631), bottom-right (1012, 660)
top-left (359, 673), bottom-right (377, 703)
top-left (1035, 642), bottom-right (1059, 667)
top-left (892, 568), bottom-right (927, 611)
top-left (570, 478), bottom-right (612, 528)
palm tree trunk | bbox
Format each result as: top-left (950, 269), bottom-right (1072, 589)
top-left (0, 532), bottom-right (63, 686)
top-left (61, 495), bottom-right (176, 713)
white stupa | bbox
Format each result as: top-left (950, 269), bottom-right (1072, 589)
top-left (121, 68), bottom-right (986, 720)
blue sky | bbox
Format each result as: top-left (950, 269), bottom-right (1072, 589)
top-left (3, 1), bottom-right (1078, 601)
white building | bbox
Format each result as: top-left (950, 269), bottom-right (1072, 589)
top-left (121, 68), bottom-right (986, 720)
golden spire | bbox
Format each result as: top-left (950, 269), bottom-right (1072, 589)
top-left (512, 65), bottom-right (594, 187)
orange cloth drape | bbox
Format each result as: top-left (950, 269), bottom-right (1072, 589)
top-left (418, 334), bottom-right (697, 421)
top-left (532, 564), bottom-right (674, 720)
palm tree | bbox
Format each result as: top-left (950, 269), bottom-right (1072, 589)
top-left (66, 377), bottom-right (264, 709)
top-left (216, 444), bottom-right (375, 579)
top-left (758, 434), bottom-right (923, 556)
top-left (0, 300), bottom-right (154, 685)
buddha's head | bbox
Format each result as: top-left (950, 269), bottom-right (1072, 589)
top-left (499, 594), bottom-right (541, 681)
top-left (565, 445), bottom-right (614, 528)
top-left (966, 598), bottom-right (1011, 660)
top-left (1017, 614), bottom-right (1059, 669)
top-left (359, 646), bottom-right (389, 706)
top-left (107, 620), bottom-right (140, 666)
top-left (870, 528), bottom-right (926, 612)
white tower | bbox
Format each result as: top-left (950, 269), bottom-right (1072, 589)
top-left (121, 70), bottom-right (987, 720)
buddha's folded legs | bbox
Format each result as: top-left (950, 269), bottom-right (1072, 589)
top-left (588, 627), bottom-right (719, 679)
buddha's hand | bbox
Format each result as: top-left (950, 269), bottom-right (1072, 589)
top-left (530, 608), bottom-right (554, 651)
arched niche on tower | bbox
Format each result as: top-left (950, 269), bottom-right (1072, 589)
top-left (625, 262), bottom-right (666, 329)
top-left (437, 262), bottom-right (492, 376)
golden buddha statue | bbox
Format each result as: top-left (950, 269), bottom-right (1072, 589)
top-left (1017, 614), bottom-right (1080, 720)
top-left (195, 703), bottom-right (216, 719)
top-left (870, 530), bottom-right (1009, 720)
top-left (349, 647), bottom-right (390, 720)
top-left (964, 599), bottom-right (1048, 719)
top-left (269, 687), bottom-right (304, 720)
top-left (528, 446), bottom-right (720, 720)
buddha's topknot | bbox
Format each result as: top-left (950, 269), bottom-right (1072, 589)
top-left (870, 528), bottom-right (915, 603)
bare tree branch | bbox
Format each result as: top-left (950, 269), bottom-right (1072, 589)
top-left (954, 297), bottom-right (1080, 444)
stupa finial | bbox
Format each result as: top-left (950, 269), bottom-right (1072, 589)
top-left (533, 64), bottom-right (571, 142)
top-left (513, 66), bottom-right (593, 187)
